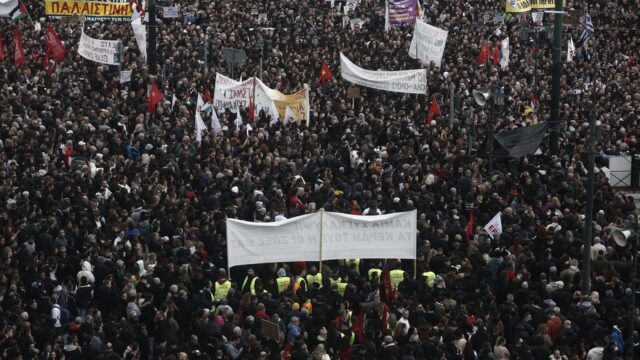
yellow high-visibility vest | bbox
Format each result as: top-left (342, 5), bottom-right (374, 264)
top-left (337, 282), bottom-right (348, 296)
top-left (294, 277), bottom-right (306, 293)
top-left (276, 277), bottom-right (291, 293)
top-left (368, 268), bottom-right (382, 281)
top-left (206, 290), bottom-right (217, 311)
top-left (345, 259), bottom-right (361, 273)
top-left (214, 280), bottom-right (231, 301)
top-left (422, 271), bottom-right (436, 287)
top-left (242, 276), bottom-right (259, 295)
top-left (306, 273), bottom-right (322, 289)
top-left (389, 269), bottom-right (405, 289)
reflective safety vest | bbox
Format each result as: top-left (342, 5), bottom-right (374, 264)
top-left (276, 276), bottom-right (291, 293)
top-left (242, 276), bottom-right (258, 295)
top-left (329, 276), bottom-right (340, 287)
top-left (422, 271), bottom-right (436, 287)
top-left (345, 259), bottom-right (361, 273)
top-left (337, 281), bottom-right (348, 296)
top-left (206, 290), bottom-right (217, 311)
top-left (344, 310), bottom-right (353, 327)
top-left (368, 268), bottom-right (382, 281)
top-left (306, 273), bottom-right (322, 289)
top-left (340, 331), bottom-right (356, 345)
top-left (389, 269), bottom-right (405, 289)
top-left (214, 280), bottom-right (231, 302)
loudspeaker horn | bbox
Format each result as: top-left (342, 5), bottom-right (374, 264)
top-left (612, 228), bottom-right (632, 247)
top-left (473, 88), bottom-right (491, 107)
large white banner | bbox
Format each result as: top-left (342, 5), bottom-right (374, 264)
top-left (213, 73), bottom-right (253, 113)
top-left (78, 30), bottom-right (121, 65)
top-left (340, 53), bottom-right (427, 94)
top-left (322, 210), bottom-right (417, 261)
top-left (226, 210), bottom-right (417, 267)
top-left (409, 20), bottom-right (448, 67)
top-left (227, 213), bottom-right (322, 267)
top-left (131, 10), bottom-right (147, 61)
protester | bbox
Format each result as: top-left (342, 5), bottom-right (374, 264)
top-left (1, 0), bottom-right (639, 359)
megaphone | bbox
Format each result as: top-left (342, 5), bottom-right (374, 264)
top-left (612, 228), bottom-right (632, 247)
top-left (473, 88), bottom-right (491, 107)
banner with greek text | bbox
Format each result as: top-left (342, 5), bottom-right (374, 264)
top-left (322, 210), bottom-right (417, 261)
top-left (255, 78), bottom-right (310, 124)
top-left (531, 0), bottom-right (565, 9)
top-left (227, 213), bottom-right (322, 267)
top-left (340, 53), bottom-right (427, 94)
top-left (387, 0), bottom-right (418, 28)
top-left (506, 0), bottom-right (531, 13)
top-left (213, 73), bottom-right (254, 113)
top-left (78, 30), bottom-right (121, 65)
top-left (45, 0), bottom-right (133, 22)
top-left (409, 20), bottom-right (448, 67)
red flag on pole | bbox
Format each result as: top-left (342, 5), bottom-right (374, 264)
top-left (493, 43), bottom-right (500, 66)
top-left (0, 33), bottom-right (4, 61)
top-left (426, 96), bottom-right (441, 124)
top-left (476, 40), bottom-right (490, 66)
top-left (14, 28), bottom-right (25, 67)
top-left (203, 88), bottom-right (213, 104)
top-left (248, 94), bottom-right (255, 122)
top-left (466, 209), bottom-right (474, 240)
top-left (147, 82), bottom-right (164, 113)
top-left (320, 60), bottom-right (334, 84)
top-left (352, 311), bottom-right (365, 344)
top-left (382, 265), bottom-right (394, 303)
top-left (45, 25), bottom-right (66, 62)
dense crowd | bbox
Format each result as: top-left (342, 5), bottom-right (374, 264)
top-left (1, 0), bottom-right (640, 359)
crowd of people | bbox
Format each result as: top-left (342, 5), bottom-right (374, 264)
top-left (1, 0), bottom-right (640, 359)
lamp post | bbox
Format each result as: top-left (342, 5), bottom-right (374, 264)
top-left (612, 219), bottom-right (640, 359)
top-left (148, 0), bottom-right (157, 75)
top-left (581, 112), bottom-right (601, 294)
top-left (473, 88), bottom-right (505, 174)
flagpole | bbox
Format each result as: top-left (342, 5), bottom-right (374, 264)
top-left (319, 208), bottom-right (324, 275)
top-left (549, 0), bottom-right (565, 155)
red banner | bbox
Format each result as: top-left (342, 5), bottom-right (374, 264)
top-left (45, 25), bottom-right (66, 62)
top-left (14, 28), bottom-right (25, 67)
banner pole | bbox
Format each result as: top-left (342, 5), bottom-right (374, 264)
top-left (414, 259), bottom-right (417, 279)
top-left (319, 208), bottom-right (324, 273)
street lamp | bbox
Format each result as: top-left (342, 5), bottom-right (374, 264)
top-left (473, 87), bottom-right (505, 174)
top-left (612, 218), bottom-right (640, 359)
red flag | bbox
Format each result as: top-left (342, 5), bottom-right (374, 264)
top-left (382, 265), bottom-right (394, 303)
top-left (320, 60), bottom-right (334, 84)
top-left (45, 25), bottom-right (66, 62)
top-left (493, 43), bottom-right (500, 66)
top-left (14, 28), bottom-right (25, 67)
top-left (352, 311), bottom-right (365, 343)
top-left (426, 97), bottom-right (441, 124)
top-left (147, 82), bottom-right (164, 113)
top-left (530, 95), bottom-right (537, 112)
top-left (476, 41), bottom-right (490, 66)
top-left (281, 342), bottom-right (292, 360)
top-left (0, 33), bottom-right (4, 61)
top-left (379, 302), bottom-right (389, 334)
top-left (203, 88), bottom-right (213, 104)
top-left (531, 42), bottom-right (537, 57)
top-left (466, 209), bottom-right (474, 240)
top-left (130, 0), bottom-right (144, 17)
top-left (248, 94), bottom-right (255, 122)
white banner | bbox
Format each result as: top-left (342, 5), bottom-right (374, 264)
top-left (322, 210), bottom-right (417, 261)
top-left (131, 12), bottom-right (147, 61)
top-left (484, 212), bottom-right (503, 239)
top-left (213, 73), bottom-right (253, 113)
top-left (120, 70), bottom-right (132, 83)
top-left (78, 30), bottom-right (121, 65)
top-left (162, 5), bottom-right (180, 18)
top-left (227, 213), bottom-right (322, 267)
top-left (409, 20), bottom-right (448, 67)
top-left (340, 53), bottom-right (427, 94)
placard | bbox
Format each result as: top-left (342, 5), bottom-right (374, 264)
top-left (78, 30), bottom-right (121, 65)
top-left (162, 5), bottom-right (179, 18)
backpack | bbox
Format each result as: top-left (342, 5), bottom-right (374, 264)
top-left (59, 307), bottom-right (70, 325)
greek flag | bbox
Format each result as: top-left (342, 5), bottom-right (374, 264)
top-left (578, 13), bottom-right (594, 45)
